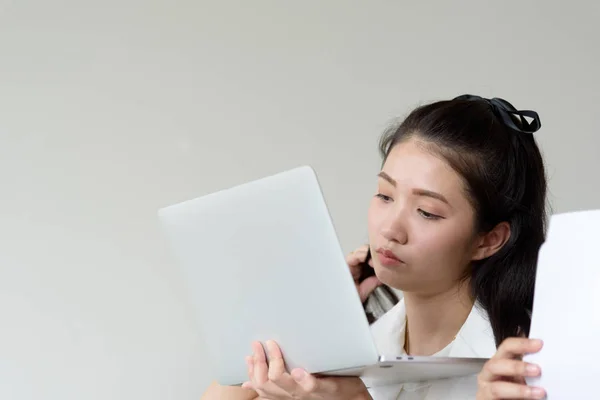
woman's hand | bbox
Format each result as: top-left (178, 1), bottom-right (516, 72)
top-left (242, 340), bottom-right (371, 400)
top-left (476, 337), bottom-right (546, 399)
top-left (347, 244), bottom-right (381, 302)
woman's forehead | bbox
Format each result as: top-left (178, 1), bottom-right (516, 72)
top-left (382, 140), bottom-right (464, 193)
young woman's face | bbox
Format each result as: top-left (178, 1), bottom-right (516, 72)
top-left (367, 138), bottom-right (481, 295)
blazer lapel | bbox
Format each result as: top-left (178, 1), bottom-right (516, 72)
top-left (366, 300), bottom-right (407, 400)
top-left (425, 303), bottom-right (496, 400)
top-left (448, 302), bottom-right (496, 358)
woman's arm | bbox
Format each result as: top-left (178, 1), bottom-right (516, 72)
top-left (200, 381), bottom-right (259, 400)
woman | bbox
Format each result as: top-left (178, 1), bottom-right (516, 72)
top-left (202, 94), bottom-right (549, 399)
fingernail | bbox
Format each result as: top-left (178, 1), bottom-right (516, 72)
top-left (526, 364), bottom-right (541, 375)
top-left (251, 341), bottom-right (260, 354)
top-left (528, 387), bottom-right (546, 399)
top-left (291, 369), bottom-right (307, 382)
top-left (532, 338), bottom-right (544, 347)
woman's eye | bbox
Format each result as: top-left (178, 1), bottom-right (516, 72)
top-left (418, 209), bottom-right (442, 220)
top-left (375, 193), bottom-right (392, 202)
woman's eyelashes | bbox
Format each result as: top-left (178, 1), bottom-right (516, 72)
top-left (418, 209), bottom-right (443, 220)
top-left (375, 193), bottom-right (392, 202)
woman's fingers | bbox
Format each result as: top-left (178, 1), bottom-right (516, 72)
top-left (358, 275), bottom-right (381, 302)
top-left (347, 245), bottom-right (370, 272)
top-left (246, 340), bottom-right (300, 396)
top-left (479, 358), bottom-right (541, 382)
top-left (244, 341), bottom-right (369, 399)
top-left (251, 341), bottom-right (269, 386)
top-left (243, 355), bottom-right (254, 389)
top-left (494, 338), bottom-right (543, 360)
top-left (477, 337), bottom-right (546, 399)
top-left (291, 368), bottom-right (322, 392)
top-left (265, 340), bottom-right (286, 380)
top-left (490, 358), bottom-right (540, 377)
top-left (264, 340), bottom-right (299, 392)
top-left (482, 380), bottom-right (546, 399)
top-left (291, 371), bottom-right (366, 396)
top-left (479, 337), bottom-right (543, 383)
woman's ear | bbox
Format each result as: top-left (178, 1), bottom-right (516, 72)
top-left (471, 221), bottom-right (511, 261)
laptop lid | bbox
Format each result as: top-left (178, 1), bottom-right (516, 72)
top-left (157, 166), bottom-right (379, 386)
top-left (525, 209), bottom-right (600, 397)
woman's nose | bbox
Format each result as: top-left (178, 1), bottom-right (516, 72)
top-left (380, 207), bottom-right (408, 245)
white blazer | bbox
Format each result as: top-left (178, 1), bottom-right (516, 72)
top-left (366, 299), bottom-right (497, 400)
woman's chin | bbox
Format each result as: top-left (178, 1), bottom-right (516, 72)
top-left (374, 268), bottom-right (408, 291)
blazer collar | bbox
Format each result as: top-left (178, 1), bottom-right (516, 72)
top-left (370, 298), bottom-right (497, 358)
top-left (448, 302), bottom-right (497, 358)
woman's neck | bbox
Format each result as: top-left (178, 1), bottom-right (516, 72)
top-left (403, 282), bottom-right (474, 356)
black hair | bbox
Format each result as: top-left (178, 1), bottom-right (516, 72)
top-left (379, 95), bottom-right (548, 346)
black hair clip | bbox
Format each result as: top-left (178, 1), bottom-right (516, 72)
top-left (453, 94), bottom-right (542, 134)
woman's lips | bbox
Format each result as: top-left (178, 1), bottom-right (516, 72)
top-left (376, 248), bottom-right (405, 266)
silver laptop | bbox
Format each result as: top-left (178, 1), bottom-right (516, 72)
top-left (157, 166), bottom-right (487, 387)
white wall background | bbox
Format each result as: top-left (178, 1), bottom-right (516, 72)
top-left (1, 1), bottom-right (598, 399)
